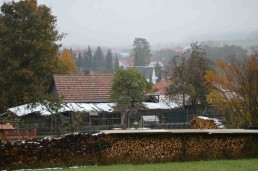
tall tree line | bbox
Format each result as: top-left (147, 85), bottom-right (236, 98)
top-left (72, 46), bottom-right (118, 73)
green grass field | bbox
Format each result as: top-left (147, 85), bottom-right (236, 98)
top-left (39, 158), bottom-right (258, 171)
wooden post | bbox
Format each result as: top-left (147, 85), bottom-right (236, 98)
top-left (3, 130), bottom-right (7, 141)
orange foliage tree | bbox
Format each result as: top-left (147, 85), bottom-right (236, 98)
top-left (56, 48), bottom-right (76, 74)
top-left (205, 55), bottom-right (258, 127)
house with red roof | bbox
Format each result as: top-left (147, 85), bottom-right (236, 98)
top-left (4, 73), bottom-right (183, 133)
top-left (49, 73), bottom-right (114, 103)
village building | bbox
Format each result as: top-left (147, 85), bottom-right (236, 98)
top-left (125, 66), bottom-right (157, 83)
top-left (1, 72), bottom-right (196, 138)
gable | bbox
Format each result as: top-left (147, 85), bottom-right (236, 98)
top-left (52, 74), bottom-right (114, 103)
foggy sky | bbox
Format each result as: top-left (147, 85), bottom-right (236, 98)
top-left (1, 0), bottom-right (258, 47)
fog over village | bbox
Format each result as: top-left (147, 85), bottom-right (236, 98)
top-left (39, 0), bottom-right (258, 48)
top-left (0, 0), bottom-right (258, 170)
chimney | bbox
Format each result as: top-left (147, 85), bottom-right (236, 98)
top-left (84, 69), bottom-right (91, 75)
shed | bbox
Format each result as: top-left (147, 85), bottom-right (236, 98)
top-left (139, 115), bottom-right (159, 128)
top-left (0, 123), bottom-right (15, 141)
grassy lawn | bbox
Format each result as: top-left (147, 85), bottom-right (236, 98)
top-left (39, 158), bottom-right (258, 171)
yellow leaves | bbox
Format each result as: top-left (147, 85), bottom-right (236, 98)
top-left (205, 56), bottom-right (258, 125)
top-left (55, 48), bottom-right (76, 74)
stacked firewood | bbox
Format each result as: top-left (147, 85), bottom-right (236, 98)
top-left (103, 135), bottom-right (184, 163)
top-left (0, 133), bottom-right (102, 169)
top-left (189, 116), bottom-right (223, 129)
top-left (0, 131), bottom-right (257, 169)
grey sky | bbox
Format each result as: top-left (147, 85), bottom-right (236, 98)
top-left (2, 0), bottom-right (258, 47)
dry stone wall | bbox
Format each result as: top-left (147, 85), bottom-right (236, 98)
top-left (1, 132), bottom-right (258, 169)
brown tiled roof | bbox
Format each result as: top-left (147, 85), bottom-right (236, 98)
top-left (52, 74), bottom-right (114, 103)
top-left (152, 80), bottom-right (170, 94)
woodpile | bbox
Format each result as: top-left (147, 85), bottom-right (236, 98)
top-left (181, 135), bottom-right (249, 160)
top-left (102, 134), bottom-right (183, 163)
top-left (0, 131), bottom-right (257, 170)
top-left (189, 116), bottom-right (224, 129)
top-left (0, 133), bottom-right (103, 169)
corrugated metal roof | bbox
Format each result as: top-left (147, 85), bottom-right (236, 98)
top-left (7, 101), bottom-right (179, 117)
top-left (142, 101), bottom-right (178, 109)
top-left (8, 104), bottom-right (51, 116)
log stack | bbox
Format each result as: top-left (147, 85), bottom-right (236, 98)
top-left (102, 134), bottom-right (183, 163)
top-left (0, 131), bottom-right (257, 170)
top-left (189, 116), bottom-right (223, 129)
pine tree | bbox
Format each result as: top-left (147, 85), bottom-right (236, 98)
top-left (94, 46), bottom-right (105, 70)
top-left (81, 51), bottom-right (87, 69)
top-left (77, 52), bottom-right (82, 72)
top-left (114, 53), bottom-right (119, 70)
top-left (155, 62), bottom-right (162, 82)
top-left (105, 49), bottom-right (113, 72)
top-left (86, 46), bottom-right (93, 69)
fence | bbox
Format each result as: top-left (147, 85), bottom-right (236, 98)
top-left (3, 129), bottom-right (37, 141)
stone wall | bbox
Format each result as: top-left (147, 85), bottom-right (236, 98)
top-left (1, 131), bottom-right (258, 170)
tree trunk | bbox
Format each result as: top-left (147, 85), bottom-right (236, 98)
top-left (121, 111), bottom-right (127, 129)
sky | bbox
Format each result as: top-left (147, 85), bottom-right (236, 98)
top-left (1, 0), bottom-right (258, 47)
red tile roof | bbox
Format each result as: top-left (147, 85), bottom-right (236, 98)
top-left (152, 80), bottom-right (170, 94)
top-left (52, 74), bottom-right (114, 103)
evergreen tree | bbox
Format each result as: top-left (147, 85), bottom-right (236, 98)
top-left (94, 46), bottom-right (105, 70)
top-left (81, 51), bottom-right (87, 69)
top-left (69, 48), bottom-right (77, 63)
top-left (157, 68), bottom-right (162, 82)
top-left (114, 53), bottom-right (120, 70)
top-left (155, 62), bottom-right (162, 82)
top-left (85, 46), bottom-right (93, 69)
top-left (0, 0), bottom-right (62, 111)
top-left (77, 52), bottom-right (82, 72)
top-left (105, 49), bottom-right (113, 72)
top-left (131, 38), bottom-right (151, 66)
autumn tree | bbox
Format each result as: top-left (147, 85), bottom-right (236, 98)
top-left (131, 38), bottom-right (151, 66)
top-left (166, 43), bottom-right (211, 111)
top-left (55, 48), bottom-right (76, 74)
top-left (105, 49), bottom-right (113, 72)
top-left (0, 0), bottom-right (62, 112)
top-left (205, 55), bottom-right (258, 127)
top-left (110, 68), bottom-right (151, 128)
